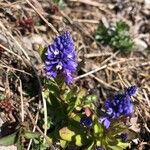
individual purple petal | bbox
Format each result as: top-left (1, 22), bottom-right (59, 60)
top-left (99, 117), bottom-right (110, 129)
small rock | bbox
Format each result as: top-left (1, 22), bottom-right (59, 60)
top-left (133, 38), bottom-right (148, 51)
top-left (0, 145), bottom-right (17, 150)
top-left (36, 25), bottom-right (47, 32)
top-left (145, 0), bottom-right (150, 9)
top-left (0, 34), bottom-right (7, 44)
top-left (22, 36), bottom-right (32, 50)
top-left (30, 34), bottom-right (45, 45)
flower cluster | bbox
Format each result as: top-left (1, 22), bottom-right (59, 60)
top-left (45, 32), bottom-right (77, 84)
top-left (80, 116), bottom-right (92, 127)
top-left (99, 86), bottom-right (137, 128)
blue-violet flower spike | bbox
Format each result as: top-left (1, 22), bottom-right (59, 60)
top-left (99, 86), bottom-right (137, 128)
top-left (126, 85), bottom-right (137, 97)
top-left (80, 117), bottom-right (92, 127)
top-left (45, 31), bottom-right (77, 84)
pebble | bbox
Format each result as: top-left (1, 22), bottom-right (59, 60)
top-left (133, 38), bottom-right (148, 51)
top-left (145, 0), bottom-right (150, 9)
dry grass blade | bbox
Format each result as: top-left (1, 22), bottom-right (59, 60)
top-left (27, 111), bottom-right (39, 150)
top-left (0, 64), bottom-right (32, 76)
top-left (84, 52), bottom-right (113, 58)
top-left (81, 68), bottom-right (119, 91)
top-left (0, 43), bottom-right (22, 60)
top-left (19, 79), bottom-right (24, 122)
top-left (25, 0), bottom-right (59, 36)
top-left (0, 22), bottom-right (30, 61)
top-left (70, 0), bottom-right (103, 7)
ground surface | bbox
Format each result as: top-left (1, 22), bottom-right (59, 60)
top-left (0, 0), bottom-right (150, 150)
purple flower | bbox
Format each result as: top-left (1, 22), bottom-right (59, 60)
top-left (104, 93), bottom-right (133, 119)
top-left (120, 133), bottom-right (128, 141)
top-left (96, 146), bottom-right (104, 150)
top-left (100, 86), bottom-right (137, 128)
top-left (45, 32), bottom-right (77, 84)
top-left (80, 117), bottom-right (92, 127)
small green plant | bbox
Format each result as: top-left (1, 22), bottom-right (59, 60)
top-left (95, 21), bottom-right (134, 53)
top-left (0, 32), bottom-right (138, 150)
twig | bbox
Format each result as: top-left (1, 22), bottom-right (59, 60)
top-left (42, 91), bottom-right (48, 143)
top-left (143, 89), bottom-right (150, 107)
top-left (0, 64), bottom-right (32, 76)
top-left (27, 111), bottom-right (39, 150)
top-left (0, 22), bottom-right (30, 60)
top-left (0, 0), bottom-right (24, 7)
top-left (75, 58), bottom-right (138, 80)
top-left (0, 43), bottom-right (22, 60)
top-left (73, 19), bottom-right (99, 24)
top-left (101, 51), bottom-right (119, 65)
top-left (19, 79), bottom-right (24, 122)
top-left (25, 0), bottom-right (59, 36)
top-left (84, 52), bottom-right (113, 58)
top-left (75, 65), bottom-right (107, 80)
top-left (81, 68), bottom-right (119, 91)
top-left (69, 0), bottom-right (104, 7)
top-left (5, 69), bottom-right (11, 97)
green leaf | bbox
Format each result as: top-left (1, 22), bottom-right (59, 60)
top-left (70, 113), bottom-right (81, 122)
top-left (108, 121), bottom-right (127, 137)
top-left (45, 79), bottom-right (60, 98)
top-left (0, 131), bottom-right (18, 146)
top-left (117, 141), bottom-right (129, 149)
top-left (67, 88), bottom-right (85, 114)
top-left (59, 127), bottom-right (75, 141)
top-left (44, 91), bottom-right (67, 125)
top-left (24, 131), bottom-right (40, 139)
top-left (16, 136), bottom-right (23, 150)
top-left (106, 139), bottom-right (129, 150)
top-left (59, 125), bottom-right (88, 146)
top-left (65, 87), bottom-right (78, 101)
top-left (94, 122), bottom-right (103, 136)
top-left (107, 145), bottom-right (123, 150)
top-left (60, 140), bottom-right (68, 148)
top-left (87, 142), bottom-right (94, 150)
top-left (75, 134), bottom-right (82, 146)
top-left (37, 45), bottom-right (46, 61)
top-left (67, 97), bottom-right (78, 114)
top-left (84, 95), bottom-right (97, 105)
top-left (105, 136), bottom-right (118, 146)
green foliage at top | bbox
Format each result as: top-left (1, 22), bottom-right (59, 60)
top-left (95, 21), bottom-right (134, 53)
